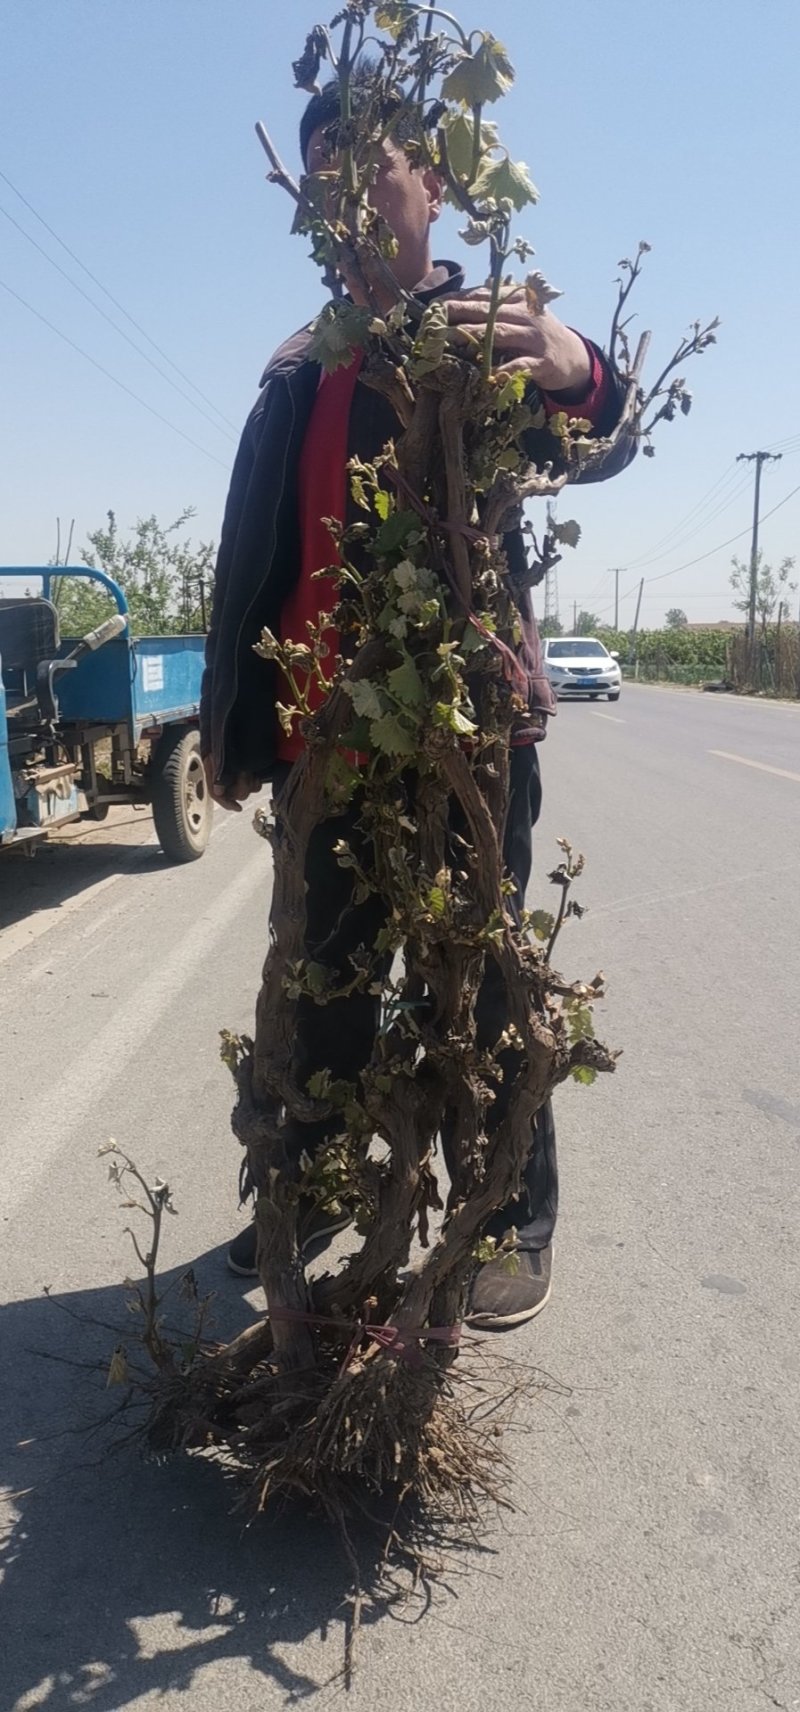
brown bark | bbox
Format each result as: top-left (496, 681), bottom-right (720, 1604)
top-left (232, 335), bottom-right (614, 1422)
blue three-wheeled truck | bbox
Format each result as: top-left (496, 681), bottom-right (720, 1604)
top-left (0, 566), bottom-right (213, 861)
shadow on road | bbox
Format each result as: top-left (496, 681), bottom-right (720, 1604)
top-left (0, 820), bottom-right (163, 936)
top-left (0, 1257), bottom-right (406, 1709)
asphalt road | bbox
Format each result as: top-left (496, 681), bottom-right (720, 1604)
top-left (2, 683), bottom-right (799, 1712)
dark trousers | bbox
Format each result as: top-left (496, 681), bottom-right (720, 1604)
top-left (270, 744), bottom-right (557, 1252)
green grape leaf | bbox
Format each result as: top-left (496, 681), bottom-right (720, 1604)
top-left (306, 1070), bottom-right (354, 1106)
top-left (496, 447), bottom-right (523, 472)
top-left (324, 750), bottom-right (359, 808)
top-left (350, 473), bottom-right (371, 512)
top-left (412, 597), bottom-right (441, 628)
top-left (373, 488), bottom-right (391, 521)
top-left (306, 1069), bottom-right (331, 1098)
top-left (571, 1064), bottom-right (598, 1087)
top-left (374, 927), bottom-right (402, 956)
top-left (565, 1000), bottom-right (595, 1045)
top-left (441, 35), bottom-right (515, 106)
top-left (530, 909), bottom-right (555, 943)
top-left (387, 656), bottom-right (426, 708)
top-left (338, 717), bottom-right (372, 751)
top-left (392, 561), bottom-right (442, 620)
top-left (345, 679), bottom-right (384, 720)
top-left (373, 509), bottom-right (420, 557)
top-left (439, 110), bottom-right (500, 187)
top-left (471, 153), bottom-right (540, 212)
top-left (305, 961), bottom-right (329, 996)
top-left (460, 621), bottom-right (485, 655)
top-left (393, 558), bottom-right (419, 592)
top-left (309, 302), bottom-right (373, 372)
top-left (500, 1249), bottom-right (521, 1276)
top-left (426, 884), bottom-right (447, 919)
top-left (493, 372), bottom-right (528, 414)
top-left (369, 712), bottom-right (418, 758)
top-left (434, 700), bottom-right (477, 737)
top-left (375, 2), bottom-right (415, 38)
top-left (410, 301), bottom-right (450, 376)
top-left (376, 600), bottom-right (408, 639)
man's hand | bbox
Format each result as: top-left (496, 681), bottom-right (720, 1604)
top-left (202, 753), bottom-right (260, 813)
top-left (446, 287), bottom-right (592, 396)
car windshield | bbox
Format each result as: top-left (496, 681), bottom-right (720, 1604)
top-left (547, 640), bottom-right (607, 659)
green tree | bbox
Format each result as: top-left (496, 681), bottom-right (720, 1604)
top-left (730, 552), bottom-right (796, 634)
top-left (52, 509), bottom-right (215, 637)
top-left (665, 607), bottom-right (687, 629)
top-left (575, 609), bottom-right (601, 635)
top-left (539, 615), bottom-right (563, 637)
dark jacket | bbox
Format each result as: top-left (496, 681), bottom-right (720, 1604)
top-left (201, 263), bottom-right (634, 787)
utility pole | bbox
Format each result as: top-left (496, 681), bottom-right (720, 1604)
top-left (736, 451), bottom-right (782, 646)
top-left (631, 578), bottom-right (645, 679)
top-left (610, 568), bottom-right (624, 630)
top-left (573, 598), bottom-right (578, 633)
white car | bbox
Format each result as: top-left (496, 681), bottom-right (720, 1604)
top-left (543, 637), bottom-right (622, 702)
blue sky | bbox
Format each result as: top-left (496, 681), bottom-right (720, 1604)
top-left (2, 0), bottom-right (799, 628)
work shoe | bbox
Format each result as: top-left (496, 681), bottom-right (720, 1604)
top-left (226, 1200), bottom-right (353, 1276)
top-left (465, 1243), bottom-right (553, 1330)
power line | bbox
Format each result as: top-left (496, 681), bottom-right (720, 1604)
top-left (594, 476), bottom-right (800, 618)
top-left (588, 465), bottom-right (756, 608)
top-left (617, 445), bottom-right (798, 581)
top-left (626, 468), bottom-right (753, 571)
top-left (766, 429), bottom-right (800, 455)
top-left (580, 567), bottom-right (613, 605)
top-left (624, 459), bottom-right (742, 568)
top-left (0, 200), bottom-right (237, 443)
top-left (0, 165), bottom-right (240, 435)
top-left (645, 475), bottom-right (800, 585)
top-left (0, 275), bottom-right (231, 470)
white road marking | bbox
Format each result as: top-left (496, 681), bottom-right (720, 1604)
top-left (591, 712), bottom-right (626, 724)
top-left (0, 841), bottom-right (267, 1219)
top-left (709, 749), bottom-right (800, 784)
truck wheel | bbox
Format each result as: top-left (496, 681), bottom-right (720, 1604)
top-left (151, 728), bottom-right (212, 862)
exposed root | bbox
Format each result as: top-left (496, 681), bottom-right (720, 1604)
top-left (144, 1332), bottom-right (508, 1498)
top-left (88, 1157), bottom-right (563, 1681)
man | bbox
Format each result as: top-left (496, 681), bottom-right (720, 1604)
top-left (200, 78), bottom-right (633, 1328)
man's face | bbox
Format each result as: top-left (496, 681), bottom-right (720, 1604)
top-left (305, 128), bottom-right (442, 292)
